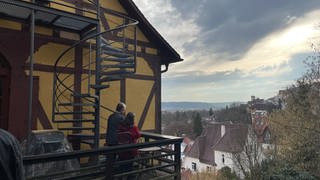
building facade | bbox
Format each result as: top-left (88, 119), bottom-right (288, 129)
top-left (0, 0), bottom-right (182, 149)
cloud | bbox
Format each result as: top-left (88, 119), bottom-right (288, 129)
top-left (167, 10), bottom-right (320, 75)
top-left (132, 0), bottom-right (320, 102)
top-left (133, 0), bottom-right (200, 55)
top-left (162, 56), bottom-right (308, 102)
top-left (251, 65), bottom-right (291, 78)
top-left (170, 0), bottom-right (320, 57)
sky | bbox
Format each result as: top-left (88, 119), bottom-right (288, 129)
top-left (132, 0), bottom-right (320, 103)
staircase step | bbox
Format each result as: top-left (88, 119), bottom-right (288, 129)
top-left (54, 119), bottom-right (95, 123)
top-left (55, 111), bottom-right (95, 115)
top-left (68, 133), bottom-right (95, 140)
top-left (81, 140), bottom-right (94, 145)
top-left (102, 50), bottom-right (131, 58)
top-left (99, 75), bottom-right (123, 83)
top-left (101, 37), bottom-right (113, 47)
top-left (58, 127), bottom-right (94, 131)
top-left (101, 63), bottom-right (135, 69)
top-left (58, 103), bottom-right (97, 107)
top-left (90, 84), bottom-right (110, 89)
top-left (100, 70), bottom-right (133, 76)
top-left (100, 36), bottom-right (124, 53)
top-left (101, 57), bottom-right (134, 63)
top-left (101, 43), bottom-right (124, 53)
top-left (71, 93), bottom-right (99, 99)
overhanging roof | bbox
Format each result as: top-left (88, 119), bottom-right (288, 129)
top-left (0, 0), bottom-right (182, 65)
top-left (0, 0), bottom-right (98, 32)
top-left (119, 0), bottom-right (183, 65)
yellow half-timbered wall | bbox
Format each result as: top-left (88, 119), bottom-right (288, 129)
top-left (0, 0), bottom-right (166, 144)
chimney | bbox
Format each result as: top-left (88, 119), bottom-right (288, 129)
top-left (221, 125), bottom-right (225, 137)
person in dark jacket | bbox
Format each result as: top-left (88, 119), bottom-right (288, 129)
top-left (106, 102), bottom-right (126, 146)
top-left (105, 102), bottom-right (126, 178)
top-left (0, 128), bottom-right (24, 180)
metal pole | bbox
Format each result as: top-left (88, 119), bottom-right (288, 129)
top-left (51, 72), bottom-right (57, 122)
top-left (88, 43), bottom-right (91, 94)
top-left (94, 0), bottom-right (101, 150)
top-left (27, 1), bottom-right (35, 151)
top-left (122, 18), bottom-right (126, 50)
top-left (134, 26), bottom-right (137, 73)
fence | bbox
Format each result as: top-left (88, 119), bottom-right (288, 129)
top-left (23, 132), bottom-right (183, 180)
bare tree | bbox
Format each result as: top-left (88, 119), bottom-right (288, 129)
top-left (232, 127), bottom-right (265, 180)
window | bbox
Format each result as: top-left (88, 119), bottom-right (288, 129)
top-left (207, 166), bottom-right (212, 171)
top-left (192, 162), bottom-right (197, 171)
top-left (222, 154), bottom-right (225, 164)
top-left (264, 130), bottom-right (271, 144)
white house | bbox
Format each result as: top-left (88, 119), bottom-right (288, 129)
top-left (212, 124), bottom-right (248, 177)
top-left (183, 122), bottom-right (248, 177)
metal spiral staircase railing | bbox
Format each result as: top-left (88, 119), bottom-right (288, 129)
top-left (52, 7), bottom-right (138, 150)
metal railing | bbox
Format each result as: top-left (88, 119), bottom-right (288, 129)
top-left (23, 132), bottom-right (183, 180)
top-left (50, 0), bottom-right (139, 149)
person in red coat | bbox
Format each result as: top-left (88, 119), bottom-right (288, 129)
top-left (117, 112), bottom-right (141, 179)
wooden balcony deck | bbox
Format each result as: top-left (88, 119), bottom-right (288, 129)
top-left (23, 132), bottom-right (183, 180)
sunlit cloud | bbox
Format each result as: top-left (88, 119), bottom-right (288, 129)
top-left (133, 0), bottom-right (320, 102)
top-left (173, 10), bottom-right (320, 75)
top-left (133, 0), bottom-right (201, 55)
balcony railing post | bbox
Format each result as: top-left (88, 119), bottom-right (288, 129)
top-left (145, 137), bottom-right (150, 142)
top-left (174, 143), bottom-right (181, 180)
top-left (105, 152), bottom-right (115, 179)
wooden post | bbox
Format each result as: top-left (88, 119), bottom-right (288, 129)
top-left (174, 143), bottom-right (181, 180)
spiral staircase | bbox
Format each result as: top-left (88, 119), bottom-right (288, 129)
top-left (51, 7), bottom-right (138, 150)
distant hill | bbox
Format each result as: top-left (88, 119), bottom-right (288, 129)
top-left (162, 102), bottom-right (243, 111)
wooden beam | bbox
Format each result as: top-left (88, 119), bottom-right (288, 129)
top-left (36, 100), bottom-right (53, 129)
top-left (138, 83), bottom-right (156, 129)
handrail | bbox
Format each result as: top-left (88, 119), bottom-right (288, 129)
top-left (23, 134), bottom-right (182, 164)
top-left (51, 2), bottom-right (140, 155)
top-left (54, 20), bottom-right (138, 69)
top-left (23, 141), bottom-right (169, 164)
top-left (141, 132), bottom-right (182, 140)
top-left (23, 132), bottom-right (182, 179)
top-left (53, 21), bottom-right (139, 96)
top-left (52, 19), bottom-right (138, 117)
top-left (79, 1), bottom-right (138, 23)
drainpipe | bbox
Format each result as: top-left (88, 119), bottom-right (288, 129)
top-left (161, 63), bottom-right (169, 73)
top-left (94, 0), bottom-right (101, 150)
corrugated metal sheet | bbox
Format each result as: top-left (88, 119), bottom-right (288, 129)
top-left (0, 2), bottom-right (31, 19)
top-left (53, 16), bottom-right (90, 30)
top-left (0, 1), bottom-right (93, 31)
